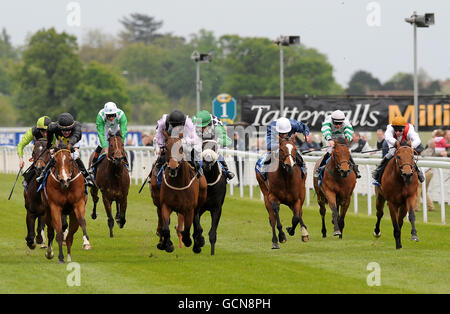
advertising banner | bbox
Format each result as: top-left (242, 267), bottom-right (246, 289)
top-left (241, 96), bottom-right (450, 131)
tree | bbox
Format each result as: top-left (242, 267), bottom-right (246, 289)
top-left (79, 29), bottom-right (121, 64)
top-left (346, 70), bottom-right (381, 95)
top-left (119, 13), bottom-right (163, 45)
top-left (73, 61), bottom-right (129, 123)
top-left (14, 28), bottom-right (83, 123)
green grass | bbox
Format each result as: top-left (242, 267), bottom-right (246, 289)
top-left (0, 173), bottom-right (449, 294)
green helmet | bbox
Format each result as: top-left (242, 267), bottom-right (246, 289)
top-left (194, 110), bottom-right (212, 127)
top-left (36, 116), bottom-right (51, 130)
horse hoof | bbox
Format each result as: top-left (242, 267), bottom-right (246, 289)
top-left (193, 246), bottom-right (202, 254)
top-left (91, 213), bottom-right (97, 220)
top-left (165, 243), bottom-right (174, 253)
top-left (286, 227), bottom-right (295, 236)
top-left (157, 242), bottom-right (164, 250)
top-left (302, 235), bottom-right (310, 242)
top-left (45, 251), bottom-right (54, 260)
top-left (82, 244), bottom-right (91, 250)
top-left (271, 243), bottom-right (280, 249)
top-left (40, 243), bottom-right (48, 249)
top-left (36, 235), bottom-right (43, 245)
top-left (333, 231), bottom-right (342, 237)
top-left (411, 235), bottom-right (419, 242)
top-left (373, 231), bottom-right (381, 238)
top-left (58, 260), bottom-right (65, 264)
top-left (27, 242), bottom-right (36, 250)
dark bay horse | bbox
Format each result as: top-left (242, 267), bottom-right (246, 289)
top-left (196, 139), bottom-right (227, 255)
top-left (150, 131), bottom-right (206, 253)
top-left (90, 131), bottom-right (130, 237)
top-left (373, 141), bottom-right (419, 249)
top-left (43, 145), bottom-right (91, 263)
top-left (24, 139), bottom-right (50, 249)
top-left (256, 135), bottom-right (309, 249)
top-left (313, 137), bottom-right (356, 239)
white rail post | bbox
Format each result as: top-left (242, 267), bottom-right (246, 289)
top-left (438, 168), bottom-right (446, 224)
top-left (421, 168), bottom-right (428, 223)
top-left (367, 165), bottom-right (372, 216)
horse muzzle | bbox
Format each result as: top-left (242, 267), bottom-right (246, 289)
top-left (168, 166), bottom-right (179, 178)
top-left (60, 179), bottom-right (70, 190)
top-left (339, 169), bottom-right (351, 177)
top-left (401, 171), bottom-right (413, 183)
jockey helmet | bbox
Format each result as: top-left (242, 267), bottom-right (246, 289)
top-left (276, 117), bottom-right (292, 134)
top-left (392, 116), bottom-right (407, 127)
top-left (104, 102), bottom-right (118, 115)
top-left (331, 110), bottom-right (345, 125)
top-left (36, 116), bottom-right (51, 130)
top-left (194, 110), bottom-right (212, 127)
top-left (167, 110), bottom-right (186, 127)
top-left (57, 113), bottom-right (75, 130)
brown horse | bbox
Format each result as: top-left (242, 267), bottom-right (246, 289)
top-left (24, 139), bottom-right (50, 249)
top-left (150, 131), bottom-right (207, 253)
top-left (43, 145), bottom-right (91, 263)
top-left (90, 131), bottom-right (130, 237)
top-left (313, 137), bottom-right (356, 239)
top-left (256, 135), bottom-right (309, 249)
top-left (373, 141), bottom-right (419, 249)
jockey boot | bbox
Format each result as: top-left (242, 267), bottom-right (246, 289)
top-left (314, 152), bottom-right (330, 179)
top-left (220, 159), bottom-right (235, 180)
top-left (372, 156), bottom-right (390, 185)
top-left (36, 157), bottom-right (55, 183)
top-left (92, 150), bottom-right (100, 164)
top-left (349, 156), bottom-right (361, 179)
top-left (22, 165), bottom-right (36, 188)
top-left (153, 155), bottom-right (165, 177)
top-left (415, 164), bottom-right (425, 183)
top-left (295, 151), bottom-right (306, 178)
top-left (194, 160), bottom-right (204, 178)
top-left (75, 158), bottom-right (95, 187)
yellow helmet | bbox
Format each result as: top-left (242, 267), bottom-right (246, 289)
top-left (36, 116), bottom-right (51, 130)
top-left (391, 116), bottom-right (406, 127)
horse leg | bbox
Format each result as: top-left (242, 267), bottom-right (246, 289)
top-left (325, 192), bottom-right (340, 236)
top-left (102, 196), bottom-right (114, 238)
top-left (50, 207), bottom-right (65, 263)
top-left (37, 216), bottom-right (47, 249)
top-left (74, 200), bottom-right (91, 251)
top-left (117, 197), bottom-right (127, 229)
top-left (159, 204), bottom-right (174, 253)
top-left (387, 202), bottom-right (402, 249)
top-left (407, 197), bottom-right (419, 242)
top-left (182, 212), bottom-right (194, 249)
top-left (65, 211), bottom-right (79, 263)
top-left (264, 197), bottom-right (279, 249)
top-left (272, 201), bottom-right (286, 244)
top-left (176, 214), bottom-right (184, 248)
top-left (45, 213), bottom-right (55, 260)
top-left (25, 211), bottom-right (37, 249)
top-left (337, 199), bottom-right (351, 239)
top-left (319, 200), bottom-right (327, 238)
top-left (209, 207), bottom-right (222, 255)
top-left (192, 209), bottom-right (205, 251)
top-left (90, 184), bottom-right (99, 220)
top-left (373, 192), bottom-right (385, 237)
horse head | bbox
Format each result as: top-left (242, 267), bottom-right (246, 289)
top-left (32, 139), bottom-right (50, 175)
top-left (53, 145), bottom-right (74, 189)
top-left (108, 130), bottom-right (126, 167)
top-left (332, 136), bottom-right (352, 177)
top-left (395, 140), bottom-right (415, 183)
top-left (202, 140), bottom-right (219, 171)
top-left (278, 135), bottom-right (297, 174)
top-left (164, 130), bottom-right (184, 178)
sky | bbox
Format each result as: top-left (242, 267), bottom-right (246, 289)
top-left (1, 0), bottom-right (449, 88)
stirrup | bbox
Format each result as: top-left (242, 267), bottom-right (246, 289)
top-left (226, 171), bottom-right (235, 180)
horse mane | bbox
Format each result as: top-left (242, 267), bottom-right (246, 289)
top-left (334, 136), bottom-right (348, 145)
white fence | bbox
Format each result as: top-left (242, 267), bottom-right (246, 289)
top-left (1, 146), bottom-right (449, 224)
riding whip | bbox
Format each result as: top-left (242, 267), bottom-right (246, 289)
top-left (138, 174), bottom-right (150, 194)
top-left (8, 167), bottom-right (23, 200)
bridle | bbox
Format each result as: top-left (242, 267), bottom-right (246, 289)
top-left (108, 135), bottom-right (126, 164)
top-left (329, 143), bottom-right (351, 177)
top-left (395, 146), bottom-right (415, 176)
top-left (51, 149), bottom-right (77, 183)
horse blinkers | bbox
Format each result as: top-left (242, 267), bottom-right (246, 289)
top-left (395, 147), bottom-right (415, 183)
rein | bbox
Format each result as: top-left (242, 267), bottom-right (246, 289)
top-left (163, 168), bottom-right (197, 191)
top-left (207, 163), bottom-right (223, 186)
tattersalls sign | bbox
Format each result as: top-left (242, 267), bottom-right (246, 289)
top-left (240, 96), bottom-right (450, 131)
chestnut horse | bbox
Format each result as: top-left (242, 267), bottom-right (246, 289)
top-left (24, 139), bottom-right (50, 249)
top-left (43, 145), bottom-right (91, 263)
top-left (313, 137), bottom-right (356, 239)
top-left (373, 141), bottom-right (419, 249)
top-left (150, 131), bottom-right (207, 253)
top-left (90, 131), bottom-right (130, 237)
top-left (256, 135), bottom-right (309, 249)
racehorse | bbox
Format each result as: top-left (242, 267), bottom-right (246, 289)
top-left (24, 139), bottom-right (50, 249)
top-left (196, 139), bottom-right (227, 255)
top-left (89, 130), bottom-right (130, 237)
top-left (373, 141), bottom-right (419, 249)
top-left (256, 135), bottom-right (309, 249)
top-left (150, 131), bottom-right (206, 253)
top-left (313, 136), bottom-right (356, 239)
top-left (43, 144), bottom-right (91, 263)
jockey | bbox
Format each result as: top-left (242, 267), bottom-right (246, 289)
top-left (153, 109), bottom-right (203, 178)
top-left (193, 110), bottom-right (235, 180)
top-left (17, 116), bottom-right (55, 188)
top-left (314, 110), bottom-right (361, 179)
top-left (260, 117), bottom-right (310, 179)
top-left (92, 101), bottom-right (128, 165)
top-left (372, 116), bottom-right (424, 185)
top-left (36, 113), bottom-right (94, 187)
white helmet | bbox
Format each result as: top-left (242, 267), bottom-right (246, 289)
top-left (331, 110), bottom-right (345, 123)
top-left (104, 102), bottom-right (118, 115)
top-left (276, 117), bottom-right (292, 133)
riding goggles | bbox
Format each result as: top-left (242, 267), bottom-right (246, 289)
top-left (393, 126), bottom-right (405, 132)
